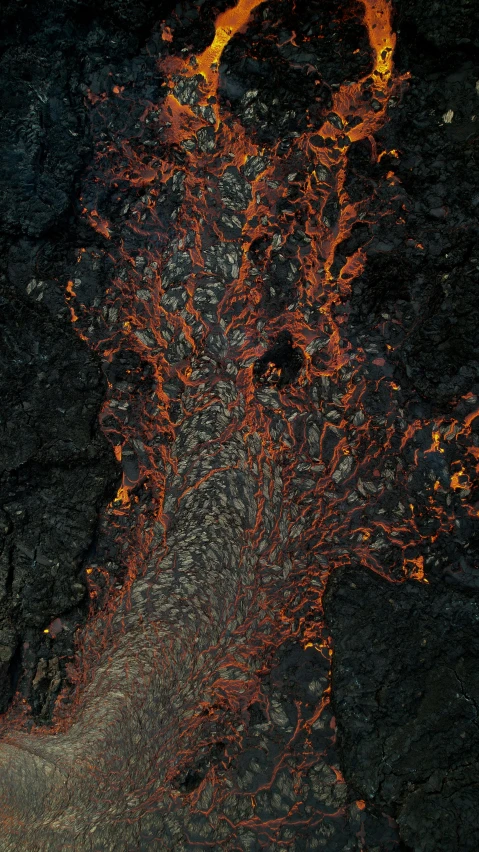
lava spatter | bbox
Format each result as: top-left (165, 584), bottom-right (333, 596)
top-left (0, 0), bottom-right (478, 849)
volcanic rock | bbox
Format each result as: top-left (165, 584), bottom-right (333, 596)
top-left (325, 563), bottom-right (479, 852)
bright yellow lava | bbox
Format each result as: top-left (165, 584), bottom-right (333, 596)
top-left (196, 0), bottom-right (267, 82)
top-left (361, 0), bottom-right (396, 81)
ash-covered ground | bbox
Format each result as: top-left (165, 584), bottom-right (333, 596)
top-left (0, 0), bottom-right (478, 850)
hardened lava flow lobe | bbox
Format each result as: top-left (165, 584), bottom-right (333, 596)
top-left (0, 0), bottom-right (478, 849)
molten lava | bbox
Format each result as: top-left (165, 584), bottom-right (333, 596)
top-left (0, 0), bottom-right (478, 848)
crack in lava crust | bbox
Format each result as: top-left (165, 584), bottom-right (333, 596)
top-left (0, 0), bottom-right (478, 849)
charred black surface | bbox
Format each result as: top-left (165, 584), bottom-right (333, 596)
top-left (0, 286), bottom-right (118, 716)
top-left (324, 3), bottom-right (479, 849)
top-left (325, 564), bottom-right (479, 852)
top-left (348, 2), bottom-right (479, 406)
top-left (219, 0), bottom-right (372, 144)
top-left (0, 0), bottom-right (175, 717)
top-left (254, 331), bottom-right (304, 387)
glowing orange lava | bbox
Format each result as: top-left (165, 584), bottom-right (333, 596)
top-left (0, 1), bottom-right (477, 848)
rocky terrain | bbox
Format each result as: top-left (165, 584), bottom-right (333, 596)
top-left (0, 0), bottom-right (477, 849)
top-left (325, 2), bottom-right (479, 849)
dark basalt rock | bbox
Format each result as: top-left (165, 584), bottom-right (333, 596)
top-left (254, 331), bottom-right (304, 387)
top-left (394, 0), bottom-right (479, 54)
top-left (324, 563), bottom-right (479, 852)
top-left (0, 284), bottom-right (119, 717)
top-left (219, 0), bottom-right (372, 144)
top-left (347, 6), bottom-right (479, 408)
top-left (0, 0), bottom-right (162, 718)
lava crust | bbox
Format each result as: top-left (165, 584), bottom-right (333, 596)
top-left (0, 0), bottom-right (478, 850)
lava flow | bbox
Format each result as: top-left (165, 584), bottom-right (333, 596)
top-left (0, 0), bottom-right (478, 849)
